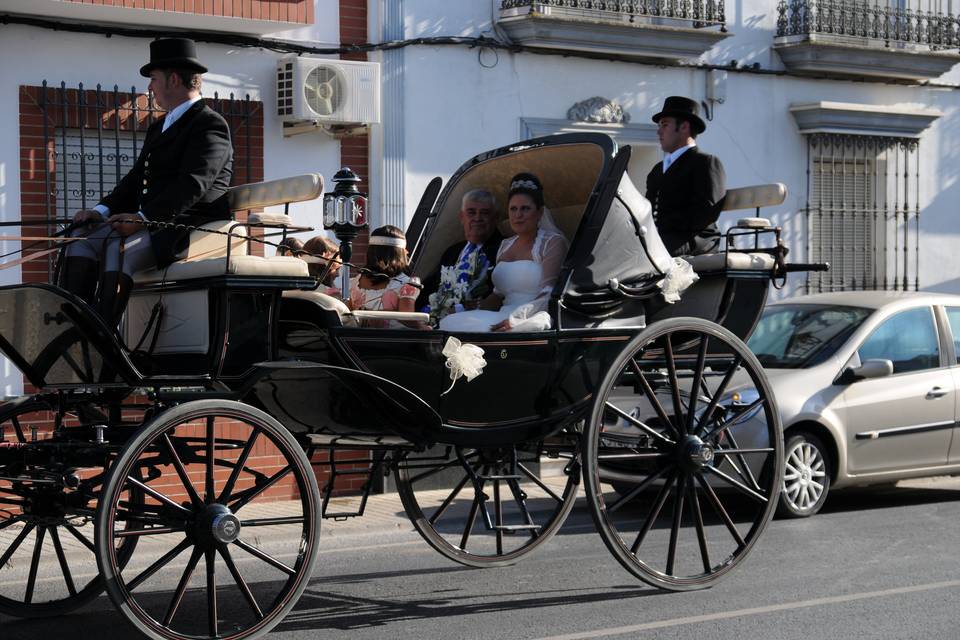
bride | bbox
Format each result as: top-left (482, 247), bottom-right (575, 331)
top-left (440, 173), bottom-right (568, 332)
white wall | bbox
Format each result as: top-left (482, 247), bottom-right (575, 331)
top-left (393, 0), bottom-right (960, 300)
top-left (0, 6), bottom-right (344, 395)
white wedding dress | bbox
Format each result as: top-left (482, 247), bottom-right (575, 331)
top-left (440, 229), bottom-right (568, 332)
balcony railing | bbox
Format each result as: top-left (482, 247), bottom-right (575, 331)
top-left (776, 0), bottom-right (960, 51)
top-left (498, 0), bottom-right (730, 62)
top-left (500, 0), bottom-right (726, 30)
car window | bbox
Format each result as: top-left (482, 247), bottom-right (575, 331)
top-left (945, 307), bottom-right (960, 364)
top-left (857, 307), bottom-right (939, 374)
top-left (748, 304), bottom-right (871, 369)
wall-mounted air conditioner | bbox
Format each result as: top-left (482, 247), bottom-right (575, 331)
top-left (276, 56), bottom-right (381, 134)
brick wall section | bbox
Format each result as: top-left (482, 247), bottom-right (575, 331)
top-left (58, 0), bottom-right (314, 23)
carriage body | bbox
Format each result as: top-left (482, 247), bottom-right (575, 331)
top-left (0, 132), bottom-right (797, 639)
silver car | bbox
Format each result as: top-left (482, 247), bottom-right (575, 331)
top-left (743, 290), bottom-right (960, 517)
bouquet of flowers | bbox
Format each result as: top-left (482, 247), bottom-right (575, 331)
top-left (426, 265), bottom-right (472, 325)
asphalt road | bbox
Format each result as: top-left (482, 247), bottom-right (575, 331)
top-left (3, 478), bottom-right (960, 640)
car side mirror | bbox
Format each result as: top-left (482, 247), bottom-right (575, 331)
top-left (836, 359), bottom-right (894, 385)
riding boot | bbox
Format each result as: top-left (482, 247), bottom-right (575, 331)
top-left (96, 271), bottom-right (134, 328)
top-left (58, 256), bottom-right (99, 306)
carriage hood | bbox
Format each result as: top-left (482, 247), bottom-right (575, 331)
top-left (408, 133), bottom-right (674, 330)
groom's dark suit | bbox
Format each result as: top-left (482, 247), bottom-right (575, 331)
top-left (99, 100), bottom-right (234, 268)
top-left (417, 232), bottom-right (503, 311)
top-left (645, 146), bottom-right (726, 256)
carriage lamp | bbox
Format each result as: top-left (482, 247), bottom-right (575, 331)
top-left (323, 167), bottom-right (368, 301)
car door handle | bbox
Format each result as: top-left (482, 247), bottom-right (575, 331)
top-left (926, 387), bottom-right (950, 399)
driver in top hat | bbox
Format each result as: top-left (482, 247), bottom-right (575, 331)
top-left (61, 37), bottom-right (234, 327)
top-left (645, 96), bottom-right (726, 257)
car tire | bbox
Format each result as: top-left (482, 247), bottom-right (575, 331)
top-left (778, 432), bottom-right (831, 518)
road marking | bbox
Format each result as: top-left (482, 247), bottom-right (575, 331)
top-left (531, 579), bottom-right (960, 640)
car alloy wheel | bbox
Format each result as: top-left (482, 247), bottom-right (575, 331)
top-left (779, 432), bottom-right (830, 518)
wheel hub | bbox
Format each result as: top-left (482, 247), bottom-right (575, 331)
top-left (679, 435), bottom-right (715, 471)
top-left (195, 504), bottom-right (241, 546)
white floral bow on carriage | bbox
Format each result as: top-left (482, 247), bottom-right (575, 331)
top-left (440, 337), bottom-right (487, 395)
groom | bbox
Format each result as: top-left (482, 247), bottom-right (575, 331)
top-left (417, 189), bottom-right (502, 312)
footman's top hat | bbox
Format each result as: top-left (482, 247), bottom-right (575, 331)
top-left (651, 96), bottom-right (706, 134)
top-left (140, 38), bottom-right (208, 77)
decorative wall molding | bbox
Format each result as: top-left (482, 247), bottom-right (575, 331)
top-left (520, 117), bottom-right (658, 148)
top-left (567, 97), bottom-right (631, 124)
top-left (789, 101), bottom-right (942, 138)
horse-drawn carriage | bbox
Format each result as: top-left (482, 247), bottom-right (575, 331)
top-left (0, 133), bottom-right (809, 639)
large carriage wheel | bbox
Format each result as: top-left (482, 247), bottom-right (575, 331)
top-left (96, 400), bottom-right (321, 640)
top-left (0, 397), bottom-right (138, 617)
top-left (395, 431), bottom-right (580, 567)
top-left (583, 318), bottom-right (782, 591)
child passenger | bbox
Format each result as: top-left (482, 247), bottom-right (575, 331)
top-left (348, 225), bottom-right (427, 329)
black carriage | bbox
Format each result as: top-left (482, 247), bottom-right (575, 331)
top-left (0, 133), bottom-right (802, 639)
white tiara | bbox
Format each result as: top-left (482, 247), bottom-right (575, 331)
top-left (369, 235), bottom-right (406, 249)
top-left (510, 179), bottom-right (540, 191)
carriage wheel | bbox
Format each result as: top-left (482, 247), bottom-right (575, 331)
top-left (583, 318), bottom-right (782, 591)
top-left (0, 397), bottom-right (138, 617)
top-left (96, 400), bottom-right (321, 640)
top-left (395, 431), bottom-right (580, 568)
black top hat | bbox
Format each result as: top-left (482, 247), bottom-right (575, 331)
top-left (140, 38), bottom-right (208, 77)
top-left (651, 96), bottom-right (706, 134)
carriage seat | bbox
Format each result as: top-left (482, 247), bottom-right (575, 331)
top-left (132, 173), bottom-right (323, 284)
top-left (681, 183), bottom-right (785, 274)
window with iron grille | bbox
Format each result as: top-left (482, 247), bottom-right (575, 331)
top-left (805, 133), bottom-right (919, 293)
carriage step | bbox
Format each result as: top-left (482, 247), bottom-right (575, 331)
top-left (307, 433), bottom-right (416, 451)
top-left (493, 523), bottom-right (542, 532)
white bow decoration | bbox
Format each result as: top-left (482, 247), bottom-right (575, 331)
top-left (657, 257), bottom-right (699, 304)
top-left (440, 337), bottom-right (487, 395)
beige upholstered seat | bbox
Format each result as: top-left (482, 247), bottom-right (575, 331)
top-left (684, 252), bottom-right (776, 272)
top-left (135, 255), bottom-right (309, 284)
top-left (282, 290), bottom-right (430, 327)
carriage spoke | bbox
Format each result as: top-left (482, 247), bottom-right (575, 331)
top-left (629, 359), bottom-right (681, 439)
top-left (233, 538), bottom-right (296, 576)
top-left (205, 547), bottom-right (218, 637)
top-left (604, 402), bottom-right (674, 445)
top-left (239, 516), bottom-right (306, 528)
top-left (161, 433), bottom-right (203, 507)
top-left (688, 480), bottom-right (712, 573)
top-left (229, 468), bottom-right (292, 513)
top-left (0, 514), bottom-right (23, 531)
top-left (64, 524), bottom-right (95, 553)
top-left (517, 462), bottom-right (563, 503)
top-left (663, 335), bottom-right (686, 434)
top-left (126, 537), bottom-right (193, 592)
top-left (493, 480), bottom-right (504, 555)
top-left (686, 337), bottom-right (710, 433)
top-left (696, 474), bottom-right (746, 548)
top-left (695, 354), bottom-right (743, 435)
top-left (631, 471), bottom-right (676, 555)
top-left (703, 465), bottom-right (769, 503)
top-left (218, 428), bottom-right (260, 504)
top-left (126, 477), bottom-right (193, 516)
top-left (665, 476), bottom-right (686, 576)
top-left (607, 466), bottom-right (669, 514)
top-left (408, 451), bottom-right (478, 485)
top-left (24, 526), bottom-right (47, 604)
top-left (115, 526), bottom-right (184, 538)
top-left (717, 430), bottom-right (768, 494)
top-left (428, 473), bottom-right (473, 526)
top-left (218, 544), bottom-right (263, 620)
top-left (459, 489), bottom-right (484, 551)
top-left (164, 546), bottom-right (204, 626)
top-left (0, 523), bottom-right (35, 567)
top-left (205, 416), bottom-right (216, 503)
top-left (703, 398), bottom-right (765, 442)
top-left (49, 527), bottom-right (78, 596)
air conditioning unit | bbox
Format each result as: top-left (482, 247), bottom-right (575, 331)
top-left (276, 57), bottom-right (381, 128)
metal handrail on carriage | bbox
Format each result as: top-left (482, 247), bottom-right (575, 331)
top-left (0, 132), bottom-right (825, 639)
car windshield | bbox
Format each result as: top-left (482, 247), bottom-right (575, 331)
top-left (748, 304), bottom-right (873, 369)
